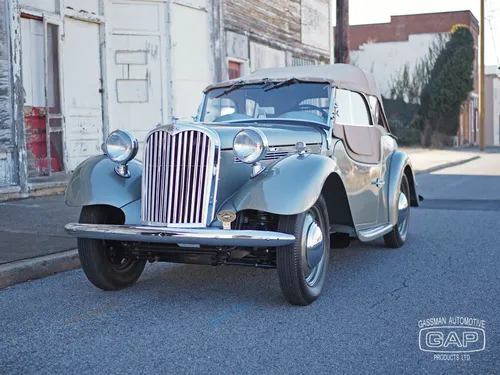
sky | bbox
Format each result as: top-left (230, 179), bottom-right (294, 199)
top-left (332, 0), bottom-right (500, 67)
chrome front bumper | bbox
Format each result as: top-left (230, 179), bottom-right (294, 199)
top-left (64, 223), bottom-right (296, 247)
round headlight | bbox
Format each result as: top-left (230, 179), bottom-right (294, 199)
top-left (105, 129), bottom-right (138, 163)
top-left (233, 128), bottom-right (268, 164)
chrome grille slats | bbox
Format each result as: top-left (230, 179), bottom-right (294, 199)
top-left (197, 135), bottom-right (208, 223)
top-left (184, 131), bottom-right (192, 223)
top-left (167, 135), bottom-right (176, 223)
top-left (142, 128), bottom-right (216, 227)
top-left (190, 132), bottom-right (200, 223)
top-left (172, 135), bottom-right (181, 223)
top-left (179, 132), bottom-right (186, 223)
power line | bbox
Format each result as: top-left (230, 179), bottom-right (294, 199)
top-left (486, 17), bottom-right (500, 65)
top-left (486, 2), bottom-right (500, 66)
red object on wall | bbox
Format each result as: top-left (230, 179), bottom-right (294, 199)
top-left (25, 107), bottom-right (61, 176)
top-left (228, 61), bottom-right (241, 80)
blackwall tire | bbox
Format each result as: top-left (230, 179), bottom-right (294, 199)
top-left (277, 195), bottom-right (330, 306)
top-left (78, 206), bottom-right (146, 291)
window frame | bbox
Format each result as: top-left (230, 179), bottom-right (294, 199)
top-left (226, 57), bottom-right (248, 80)
top-left (333, 88), bottom-right (374, 127)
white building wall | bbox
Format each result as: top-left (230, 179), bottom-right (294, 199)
top-left (106, 0), bottom-right (169, 153)
top-left (170, 0), bottom-right (212, 121)
top-left (249, 42), bottom-right (286, 72)
top-left (486, 75), bottom-right (500, 146)
top-left (19, 0), bottom-right (57, 13)
top-left (350, 33), bottom-right (446, 98)
top-left (494, 78), bottom-right (500, 146)
top-left (301, 0), bottom-right (329, 52)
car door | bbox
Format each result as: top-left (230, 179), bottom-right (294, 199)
top-left (368, 96), bottom-right (397, 224)
top-left (332, 89), bottom-right (383, 227)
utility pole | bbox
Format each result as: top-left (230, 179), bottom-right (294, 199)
top-left (335, 0), bottom-right (349, 63)
top-left (479, 0), bottom-right (485, 151)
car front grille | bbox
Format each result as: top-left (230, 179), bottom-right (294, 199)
top-left (141, 128), bottom-right (217, 227)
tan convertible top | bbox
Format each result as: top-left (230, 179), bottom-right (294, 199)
top-left (204, 63), bottom-right (382, 101)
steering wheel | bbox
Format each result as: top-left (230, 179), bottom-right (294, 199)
top-left (293, 104), bottom-right (329, 119)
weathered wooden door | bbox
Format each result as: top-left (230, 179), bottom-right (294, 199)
top-left (63, 18), bottom-right (104, 170)
top-left (107, 0), bottom-right (168, 150)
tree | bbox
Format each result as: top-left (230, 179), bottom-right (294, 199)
top-left (419, 25), bottom-right (475, 140)
top-left (388, 34), bottom-right (448, 104)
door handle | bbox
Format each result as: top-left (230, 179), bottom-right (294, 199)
top-left (371, 178), bottom-right (385, 187)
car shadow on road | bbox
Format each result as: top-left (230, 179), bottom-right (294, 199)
top-left (121, 237), bottom-right (404, 307)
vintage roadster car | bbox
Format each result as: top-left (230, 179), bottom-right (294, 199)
top-left (65, 64), bottom-right (420, 305)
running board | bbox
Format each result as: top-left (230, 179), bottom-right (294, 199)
top-left (357, 223), bottom-right (393, 242)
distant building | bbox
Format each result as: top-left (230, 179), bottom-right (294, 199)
top-left (0, 0), bottom-right (330, 196)
top-left (485, 66), bottom-right (500, 146)
top-left (335, 10), bottom-right (480, 146)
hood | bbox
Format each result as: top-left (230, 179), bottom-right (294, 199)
top-left (174, 121), bottom-right (325, 149)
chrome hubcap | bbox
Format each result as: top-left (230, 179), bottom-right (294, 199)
top-left (397, 189), bottom-right (409, 239)
top-left (302, 212), bottom-right (325, 286)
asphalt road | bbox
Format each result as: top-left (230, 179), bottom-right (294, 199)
top-left (1, 155), bottom-right (499, 375)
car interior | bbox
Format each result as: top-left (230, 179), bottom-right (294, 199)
top-left (203, 82), bottom-right (331, 124)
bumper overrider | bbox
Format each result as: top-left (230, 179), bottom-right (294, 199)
top-left (64, 223), bottom-right (296, 248)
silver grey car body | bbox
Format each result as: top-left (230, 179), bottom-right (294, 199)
top-left (65, 64), bottom-right (420, 305)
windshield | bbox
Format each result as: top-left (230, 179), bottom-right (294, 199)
top-left (200, 82), bottom-right (332, 125)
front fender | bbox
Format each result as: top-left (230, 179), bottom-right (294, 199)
top-left (65, 155), bottom-right (142, 209)
top-left (221, 153), bottom-right (340, 216)
top-left (388, 150), bottom-right (419, 226)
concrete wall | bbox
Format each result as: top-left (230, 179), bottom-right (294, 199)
top-left (350, 33), bottom-right (442, 98)
top-left (0, 0), bottom-right (15, 187)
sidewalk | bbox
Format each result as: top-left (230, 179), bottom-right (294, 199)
top-left (0, 195), bottom-right (79, 264)
top-left (400, 147), bottom-right (482, 174)
top-left (0, 147), bottom-right (484, 288)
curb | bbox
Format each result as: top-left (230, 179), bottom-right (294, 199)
top-left (414, 155), bottom-right (481, 175)
top-left (0, 185), bottom-right (67, 202)
top-left (0, 249), bottom-right (80, 289)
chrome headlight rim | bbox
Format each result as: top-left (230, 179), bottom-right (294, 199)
top-left (104, 129), bottom-right (139, 164)
top-left (233, 128), bottom-right (269, 164)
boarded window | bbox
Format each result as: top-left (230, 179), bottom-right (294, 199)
top-left (291, 57), bottom-right (315, 66)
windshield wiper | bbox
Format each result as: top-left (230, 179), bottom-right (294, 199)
top-left (264, 78), bottom-right (299, 92)
top-left (215, 80), bottom-right (246, 98)
top-left (226, 117), bottom-right (329, 130)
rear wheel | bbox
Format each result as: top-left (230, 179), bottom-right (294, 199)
top-left (276, 195), bottom-right (330, 306)
top-left (384, 174), bottom-right (410, 248)
top-left (78, 205), bottom-right (146, 290)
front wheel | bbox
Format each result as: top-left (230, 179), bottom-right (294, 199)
top-left (276, 195), bottom-right (330, 306)
top-left (384, 174), bottom-right (411, 248)
top-left (78, 205), bottom-right (146, 291)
